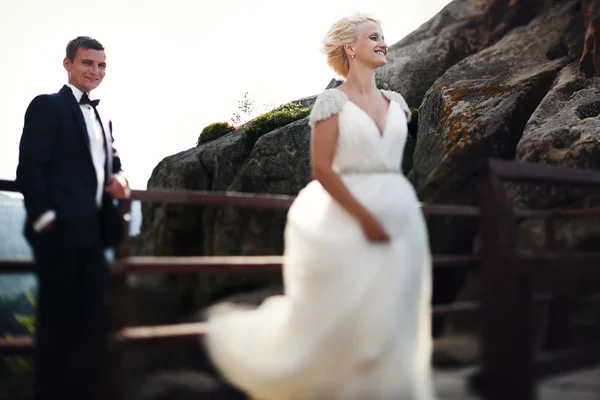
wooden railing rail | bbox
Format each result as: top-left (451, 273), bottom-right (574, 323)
top-left (3, 158), bottom-right (600, 400)
top-left (0, 177), bottom-right (483, 399)
top-left (490, 159), bottom-right (600, 186)
top-left (473, 159), bottom-right (600, 400)
top-left (0, 254), bottom-right (479, 275)
top-left (0, 179), bottom-right (18, 192)
top-left (3, 290), bottom-right (599, 353)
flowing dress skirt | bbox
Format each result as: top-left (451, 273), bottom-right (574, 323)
top-left (204, 173), bottom-right (436, 400)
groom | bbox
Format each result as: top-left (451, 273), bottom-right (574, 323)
top-left (16, 36), bottom-right (129, 400)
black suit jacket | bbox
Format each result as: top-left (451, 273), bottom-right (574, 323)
top-left (16, 85), bottom-right (124, 249)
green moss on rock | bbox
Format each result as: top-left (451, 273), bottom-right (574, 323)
top-left (242, 102), bottom-right (311, 144)
top-left (197, 122), bottom-right (236, 146)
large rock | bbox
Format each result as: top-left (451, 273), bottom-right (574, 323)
top-left (138, 95), bottom-right (318, 259)
top-left (514, 62), bottom-right (600, 209)
top-left (136, 147), bottom-right (211, 257)
top-left (509, 59), bottom-right (600, 292)
top-left (203, 117), bottom-right (312, 257)
top-left (134, 99), bottom-right (316, 314)
top-left (410, 0), bottom-right (582, 253)
top-left (131, 0), bottom-right (597, 362)
top-left (434, 60), bottom-right (600, 350)
top-left (376, 0), bottom-right (485, 109)
top-left (178, 118), bottom-right (313, 311)
top-left (512, 64), bottom-right (600, 344)
top-left (405, 0), bottom-right (583, 337)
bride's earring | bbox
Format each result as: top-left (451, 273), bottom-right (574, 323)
top-left (345, 45), bottom-right (354, 59)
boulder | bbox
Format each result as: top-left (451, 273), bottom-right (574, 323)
top-left (514, 62), bottom-right (600, 209)
top-left (375, 0), bottom-right (486, 109)
top-left (410, 0), bottom-right (583, 253)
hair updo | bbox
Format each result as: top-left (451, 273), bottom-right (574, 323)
top-left (321, 13), bottom-right (381, 78)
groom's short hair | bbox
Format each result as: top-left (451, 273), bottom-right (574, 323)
top-left (66, 36), bottom-right (105, 62)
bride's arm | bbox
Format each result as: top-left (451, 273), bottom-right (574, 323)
top-left (311, 115), bottom-right (389, 242)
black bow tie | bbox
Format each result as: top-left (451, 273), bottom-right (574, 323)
top-left (80, 93), bottom-right (100, 107)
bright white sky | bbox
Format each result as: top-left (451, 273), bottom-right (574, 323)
top-left (0, 0), bottom-right (451, 190)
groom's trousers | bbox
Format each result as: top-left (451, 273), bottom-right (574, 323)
top-left (31, 223), bottom-right (110, 400)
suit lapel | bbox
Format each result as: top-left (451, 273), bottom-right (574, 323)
top-left (95, 106), bottom-right (113, 178)
top-left (59, 85), bottom-right (91, 152)
top-left (59, 85), bottom-right (113, 182)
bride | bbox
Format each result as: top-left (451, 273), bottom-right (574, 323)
top-left (203, 13), bottom-right (436, 400)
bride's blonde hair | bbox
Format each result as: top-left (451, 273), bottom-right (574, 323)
top-left (322, 13), bottom-right (381, 78)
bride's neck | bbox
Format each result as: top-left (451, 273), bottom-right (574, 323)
top-left (343, 68), bottom-right (378, 96)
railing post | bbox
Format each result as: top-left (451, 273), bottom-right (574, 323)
top-left (108, 198), bottom-right (131, 400)
top-left (480, 162), bottom-right (534, 400)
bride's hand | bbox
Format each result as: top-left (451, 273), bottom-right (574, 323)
top-left (359, 213), bottom-right (390, 243)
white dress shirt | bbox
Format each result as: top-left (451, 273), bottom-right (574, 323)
top-left (33, 84), bottom-right (107, 232)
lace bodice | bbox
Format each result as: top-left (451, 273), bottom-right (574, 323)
top-left (309, 88), bottom-right (411, 174)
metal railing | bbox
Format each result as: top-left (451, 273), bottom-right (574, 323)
top-left (1, 159), bottom-right (600, 399)
top-left (473, 159), bottom-right (600, 400)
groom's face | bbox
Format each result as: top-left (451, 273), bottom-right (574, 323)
top-left (63, 47), bottom-right (106, 94)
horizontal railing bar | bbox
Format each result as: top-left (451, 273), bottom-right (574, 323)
top-left (2, 302), bottom-right (490, 351)
top-left (0, 179), bottom-right (18, 192)
top-left (490, 159), bottom-right (600, 186)
top-left (78, 297), bottom-right (554, 344)
top-left (112, 322), bottom-right (206, 345)
top-left (115, 294), bottom-right (574, 347)
top-left (131, 189), bottom-right (483, 216)
top-left (0, 259), bottom-right (34, 273)
top-left (5, 179), bottom-right (596, 219)
top-left (112, 256), bottom-right (283, 274)
top-left (112, 255), bottom-right (478, 274)
top-left (514, 207), bottom-right (600, 219)
top-left (431, 293), bottom-right (565, 317)
top-left (432, 301), bottom-right (479, 316)
top-left (1, 179), bottom-right (480, 217)
top-left (5, 185), bottom-right (598, 221)
top-left (5, 160), bottom-right (600, 201)
top-left (519, 252), bottom-right (600, 271)
top-left (0, 336), bottom-right (33, 355)
top-left (420, 203), bottom-right (480, 217)
top-left (3, 303), bottom-right (487, 351)
top-left (433, 255), bottom-right (478, 267)
top-left (0, 254), bottom-right (479, 275)
top-left (131, 189), bottom-right (295, 209)
top-left (10, 251), bottom-right (600, 276)
top-left (0, 324), bottom-right (211, 353)
top-left (4, 292), bottom-right (599, 353)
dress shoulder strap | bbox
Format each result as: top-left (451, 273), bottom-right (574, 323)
top-left (308, 89), bottom-right (349, 129)
top-left (380, 89), bottom-right (411, 122)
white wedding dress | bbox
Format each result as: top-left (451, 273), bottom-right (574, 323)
top-left (204, 88), bottom-right (436, 400)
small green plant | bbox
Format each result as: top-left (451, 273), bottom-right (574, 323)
top-left (410, 107), bottom-right (418, 120)
top-left (242, 102), bottom-right (311, 142)
top-left (230, 91), bottom-right (255, 128)
top-left (196, 122), bottom-right (236, 146)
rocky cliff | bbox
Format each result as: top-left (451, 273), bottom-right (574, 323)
top-left (134, 0), bottom-right (597, 328)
